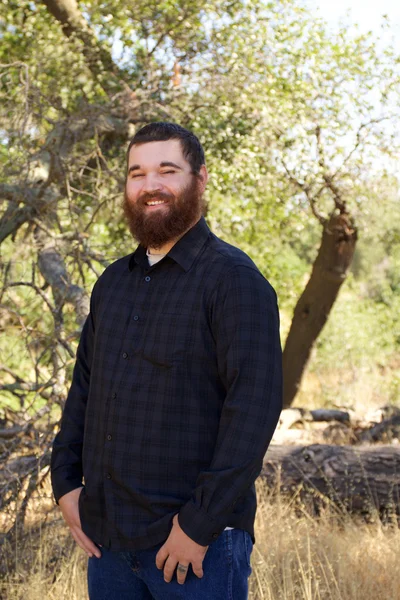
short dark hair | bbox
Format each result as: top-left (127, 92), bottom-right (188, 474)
top-left (127, 122), bottom-right (205, 174)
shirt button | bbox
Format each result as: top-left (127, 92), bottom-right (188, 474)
top-left (145, 276), bottom-right (151, 282)
top-left (212, 533), bottom-right (219, 539)
top-left (133, 315), bottom-right (139, 321)
top-left (106, 434), bottom-right (112, 441)
top-left (106, 473), bottom-right (112, 480)
top-left (112, 392), bottom-right (117, 399)
top-left (122, 352), bottom-right (128, 359)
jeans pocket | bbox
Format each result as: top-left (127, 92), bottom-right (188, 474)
top-left (243, 531), bottom-right (253, 569)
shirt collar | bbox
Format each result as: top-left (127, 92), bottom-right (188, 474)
top-left (128, 216), bottom-right (211, 273)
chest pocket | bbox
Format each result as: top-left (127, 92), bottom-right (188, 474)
top-left (141, 312), bottom-right (197, 367)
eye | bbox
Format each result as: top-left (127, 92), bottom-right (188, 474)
top-left (130, 173), bottom-right (143, 179)
top-left (161, 170), bottom-right (176, 175)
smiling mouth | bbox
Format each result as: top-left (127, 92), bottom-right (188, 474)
top-left (145, 200), bottom-right (167, 206)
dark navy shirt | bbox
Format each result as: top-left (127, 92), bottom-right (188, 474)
top-left (51, 216), bottom-right (282, 551)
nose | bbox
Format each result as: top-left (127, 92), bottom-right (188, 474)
top-left (141, 173), bottom-right (163, 194)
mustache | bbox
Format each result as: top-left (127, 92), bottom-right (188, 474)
top-left (137, 191), bottom-right (175, 205)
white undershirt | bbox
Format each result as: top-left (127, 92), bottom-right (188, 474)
top-left (146, 248), bottom-right (166, 266)
top-left (146, 248), bottom-right (234, 531)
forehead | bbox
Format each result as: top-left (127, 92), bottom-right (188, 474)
top-left (128, 139), bottom-right (188, 168)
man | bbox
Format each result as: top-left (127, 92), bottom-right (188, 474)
top-left (51, 122), bottom-right (282, 599)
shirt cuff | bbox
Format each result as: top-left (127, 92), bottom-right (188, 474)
top-left (178, 501), bottom-right (226, 546)
top-left (51, 472), bottom-right (83, 505)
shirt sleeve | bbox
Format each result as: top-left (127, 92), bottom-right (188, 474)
top-left (50, 278), bottom-right (99, 504)
top-left (178, 265), bottom-right (282, 546)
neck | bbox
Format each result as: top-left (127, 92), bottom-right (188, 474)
top-left (147, 239), bottom-right (176, 255)
top-left (147, 216), bottom-right (201, 255)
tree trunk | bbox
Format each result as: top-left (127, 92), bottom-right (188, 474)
top-left (282, 211), bottom-right (357, 408)
top-left (262, 443), bottom-right (400, 521)
top-left (40, 0), bottom-right (121, 82)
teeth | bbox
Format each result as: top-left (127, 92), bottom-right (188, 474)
top-left (146, 200), bottom-right (165, 206)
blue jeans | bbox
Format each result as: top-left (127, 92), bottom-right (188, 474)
top-left (87, 529), bottom-right (253, 599)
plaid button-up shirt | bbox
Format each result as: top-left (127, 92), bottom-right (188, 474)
top-left (51, 216), bottom-right (282, 551)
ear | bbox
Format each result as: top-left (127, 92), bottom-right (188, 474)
top-left (197, 164), bottom-right (209, 194)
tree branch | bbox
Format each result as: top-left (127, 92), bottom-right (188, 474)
top-left (281, 158), bottom-right (327, 225)
top-left (39, 0), bottom-right (123, 87)
top-left (34, 224), bottom-right (89, 327)
top-left (0, 110), bottom-right (130, 244)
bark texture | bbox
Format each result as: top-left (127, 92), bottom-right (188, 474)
top-left (262, 443), bottom-right (400, 520)
top-left (282, 211), bottom-right (357, 408)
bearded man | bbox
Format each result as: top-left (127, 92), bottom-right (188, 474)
top-left (51, 122), bottom-right (282, 599)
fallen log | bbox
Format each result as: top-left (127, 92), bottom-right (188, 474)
top-left (279, 408), bottom-right (351, 430)
top-left (359, 415), bottom-right (400, 443)
top-left (262, 444), bottom-right (400, 521)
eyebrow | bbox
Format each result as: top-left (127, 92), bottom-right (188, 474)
top-left (127, 161), bottom-right (183, 174)
top-left (160, 161), bottom-right (182, 170)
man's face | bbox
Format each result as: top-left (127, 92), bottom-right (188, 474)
top-left (123, 140), bottom-right (208, 249)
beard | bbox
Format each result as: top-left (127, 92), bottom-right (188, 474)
top-left (122, 176), bottom-right (206, 249)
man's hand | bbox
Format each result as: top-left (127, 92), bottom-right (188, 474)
top-left (58, 487), bottom-right (101, 559)
top-left (155, 514), bottom-right (208, 585)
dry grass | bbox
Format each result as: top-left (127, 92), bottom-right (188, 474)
top-left (2, 479), bottom-right (400, 599)
top-left (0, 525), bottom-right (88, 600)
top-left (249, 479), bottom-right (400, 600)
